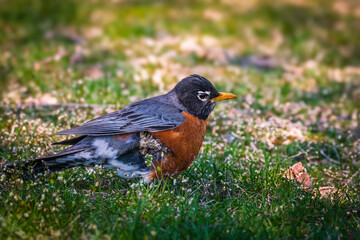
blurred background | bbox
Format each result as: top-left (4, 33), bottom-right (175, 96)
top-left (1, 0), bottom-right (360, 106)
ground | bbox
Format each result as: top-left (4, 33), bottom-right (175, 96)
top-left (0, 0), bottom-right (359, 239)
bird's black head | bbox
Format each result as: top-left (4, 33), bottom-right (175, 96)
top-left (172, 74), bottom-right (236, 120)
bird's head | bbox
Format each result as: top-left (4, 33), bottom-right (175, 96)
top-left (172, 74), bottom-right (237, 120)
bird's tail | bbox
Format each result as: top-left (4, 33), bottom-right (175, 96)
top-left (0, 136), bottom-right (97, 179)
top-left (1, 158), bottom-right (66, 178)
top-left (1, 134), bottom-right (151, 180)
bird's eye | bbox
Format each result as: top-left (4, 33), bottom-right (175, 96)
top-left (197, 91), bottom-right (209, 101)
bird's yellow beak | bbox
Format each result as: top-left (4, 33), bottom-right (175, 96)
top-left (211, 92), bottom-right (237, 102)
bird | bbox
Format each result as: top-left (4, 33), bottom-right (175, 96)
top-left (1, 74), bottom-right (236, 182)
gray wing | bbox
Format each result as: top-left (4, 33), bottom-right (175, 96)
top-left (53, 101), bottom-right (185, 136)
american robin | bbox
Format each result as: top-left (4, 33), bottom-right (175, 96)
top-left (2, 74), bottom-right (236, 182)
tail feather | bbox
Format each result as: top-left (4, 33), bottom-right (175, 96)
top-left (1, 158), bottom-right (78, 177)
top-left (1, 136), bottom-right (96, 178)
top-left (1, 134), bottom-right (151, 180)
top-left (1, 148), bottom-right (90, 178)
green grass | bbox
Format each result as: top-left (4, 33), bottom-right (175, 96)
top-left (1, 0), bottom-right (360, 239)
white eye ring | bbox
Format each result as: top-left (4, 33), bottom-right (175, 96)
top-left (197, 91), bottom-right (210, 101)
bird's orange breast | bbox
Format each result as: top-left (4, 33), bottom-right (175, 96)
top-left (147, 111), bottom-right (207, 180)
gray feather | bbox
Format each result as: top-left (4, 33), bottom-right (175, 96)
top-left (53, 98), bottom-right (185, 136)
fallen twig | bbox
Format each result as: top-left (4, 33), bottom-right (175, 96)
top-left (319, 149), bottom-right (341, 164)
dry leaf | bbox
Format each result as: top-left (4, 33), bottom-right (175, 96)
top-left (283, 168), bottom-right (295, 180)
top-left (318, 186), bottom-right (338, 198)
top-left (271, 127), bottom-right (305, 145)
top-left (283, 162), bottom-right (312, 189)
top-left (296, 172), bottom-right (312, 189)
top-left (284, 164), bottom-right (343, 198)
top-left (290, 162), bottom-right (304, 174)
